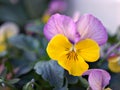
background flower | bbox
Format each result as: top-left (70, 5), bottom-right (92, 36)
top-left (0, 22), bottom-right (19, 53)
top-left (107, 45), bottom-right (120, 73)
top-left (83, 69), bottom-right (111, 90)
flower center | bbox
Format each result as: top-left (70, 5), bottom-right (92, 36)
top-left (70, 45), bottom-right (76, 52)
top-left (66, 45), bottom-right (78, 61)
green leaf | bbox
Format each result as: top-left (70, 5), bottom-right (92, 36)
top-left (23, 0), bottom-right (48, 18)
top-left (0, 5), bottom-right (27, 26)
top-left (15, 63), bottom-right (33, 77)
top-left (7, 78), bottom-right (20, 84)
top-left (0, 68), bottom-right (7, 78)
top-left (34, 60), bottom-right (64, 88)
top-left (23, 82), bottom-right (34, 90)
top-left (0, 0), bottom-right (11, 4)
top-left (53, 78), bottom-right (68, 90)
top-left (79, 77), bottom-right (89, 88)
top-left (110, 73), bottom-right (120, 90)
top-left (65, 71), bottom-right (78, 84)
top-left (5, 61), bottom-right (13, 73)
top-left (53, 86), bottom-right (68, 90)
top-left (9, 34), bottom-right (39, 51)
top-left (25, 20), bottom-right (44, 35)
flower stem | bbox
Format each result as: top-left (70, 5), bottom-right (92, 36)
top-left (98, 41), bottom-right (120, 67)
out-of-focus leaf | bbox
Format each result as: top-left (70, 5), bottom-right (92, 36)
top-left (10, 58), bottom-right (34, 77)
top-left (0, 86), bottom-right (12, 90)
top-left (65, 71), bottom-right (78, 84)
top-left (23, 51), bottom-right (37, 61)
top-left (5, 61), bottom-right (13, 73)
top-left (15, 62), bottom-right (33, 77)
top-left (23, 82), bottom-right (34, 90)
top-left (25, 20), bottom-right (44, 35)
top-left (79, 77), bottom-right (89, 88)
top-left (34, 60), bottom-right (64, 88)
top-left (0, 0), bottom-right (11, 4)
top-left (0, 5), bottom-right (27, 26)
top-left (53, 78), bottom-right (68, 90)
top-left (53, 87), bottom-right (68, 90)
top-left (7, 79), bottom-right (20, 84)
top-left (108, 34), bottom-right (118, 44)
top-left (9, 34), bottom-right (39, 51)
top-left (110, 73), bottom-right (120, 90)
top-left (0, 68), bottom-right (7, 78)
top-left (23, 0), bottom-right (48, 18)
top-left (0, 0), bottom-right (15, 5)
top-left (0, 0), bottom-right (20, 4)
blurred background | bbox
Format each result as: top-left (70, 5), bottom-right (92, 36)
top-left (0, 0), bottom-right (119, 34)
top-left (0, 0), bottom-right (120, 90)
top-left (0, 0), bottom-right (67, 32)
top-left (70, 0), bottom-right (120, 35)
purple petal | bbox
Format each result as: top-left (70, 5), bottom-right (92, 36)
top-left (89, 70), bottom-right (102, 90)
top-left (83, 69), bottom-right (93, 75)
top-left (83, 69), bottom-right (111, 90)
top-left (100, 70), bottom-right (111, 88)
top-left (76, 14), bottom-right (108, 45)
top-left (44, 13), bottom-right (80, 43)
top-left (73, 11), bottom-right (81, 22)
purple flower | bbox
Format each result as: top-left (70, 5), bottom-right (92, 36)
top-left (44, 13), bottom-right (107, 45)
top-left (83, 69), bottom-right (111, 90)
top-left (48, 0), bottom-right (67, 14)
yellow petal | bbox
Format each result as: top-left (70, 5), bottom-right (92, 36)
top-left (58, 53), bottom-right (89, 76)
top-left (75, 39), bottom-right (100, 62)
top-left (108, 56), bottom-right (120, 73)
top-left (104, 87), bottom-right (112, 90)
top-left (47, 34), bottom-right (72, 60)
top-left (0, 43), bottom-right (6, 53)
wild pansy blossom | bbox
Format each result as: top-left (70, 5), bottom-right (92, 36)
top-left (83, 69), bottom-right (111, 90)
top-left (44, 13), bottom-right (107, 76)
top-left (48, 0), bottom-right (67, 15)
top-left (0, 22), bottom-right (19, 53)
top-left (42, 0), bottom-right (67, 23)
top-left (108, 46), bottom-right (120, 73)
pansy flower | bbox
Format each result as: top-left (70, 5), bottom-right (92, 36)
top-left (0, 22), bottom-right (19, 53)
top-left (107, 46), bottom-right (120, 73)
top-left (42, 0), bottom-right (67, 23)
top-left (48, 0), bottom-right (67, 15)
top-left (44, 13), bottom-right (107, 76)
top-left (83, 69), bottom-right (111, 90)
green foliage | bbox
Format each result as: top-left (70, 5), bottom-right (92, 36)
top-left (9, 34), bottom-right (39, 51)
top-left (34, 60), bottom-right (64, 88)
